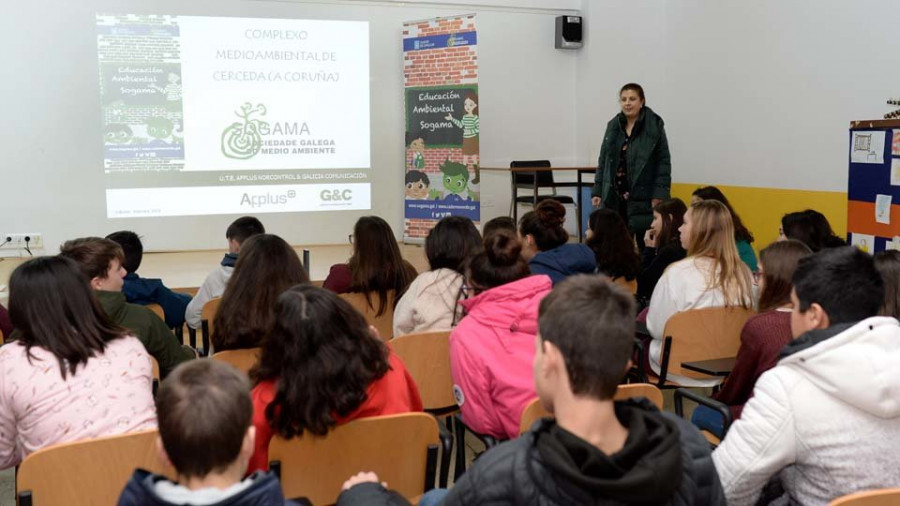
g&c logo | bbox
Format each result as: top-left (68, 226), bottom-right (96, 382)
top-left (320, 189), bottom-right (353, 201)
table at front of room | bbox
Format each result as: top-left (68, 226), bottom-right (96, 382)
top-left (481, 166), bottom-right (596, 242)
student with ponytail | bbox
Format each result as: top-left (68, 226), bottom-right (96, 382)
top-left (449, 231), bottom-right (552, 440)
top-left (519, 200), bottom-right (596, 285)
top-left (646, 200), bottom-right (754, 387)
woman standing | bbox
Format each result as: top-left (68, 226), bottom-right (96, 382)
top-left (591, 83), bottom-right (671, 248)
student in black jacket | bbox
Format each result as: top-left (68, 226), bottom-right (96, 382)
top-left (337, 275), bottom-right (724, 506)
top-left (637, 198), bottom-right (687, 304)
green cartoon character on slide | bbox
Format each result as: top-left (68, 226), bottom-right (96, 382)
top-left (429, 159), bottom-right (479, 202)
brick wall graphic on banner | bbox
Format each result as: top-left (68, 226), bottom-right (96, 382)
top-left (403, 15), bottom-right (479, 241)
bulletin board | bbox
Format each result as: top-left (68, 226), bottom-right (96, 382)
top-left (847, 119), bottom-right (900, 253)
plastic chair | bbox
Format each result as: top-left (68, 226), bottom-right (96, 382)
top-left (830, 488), bottom-right (900, 506)
top-left (390, 331), bottom-right (455, 486)
top-left (16, 429), bottom-right (174, 506)
top-left (268, 413), bottom-right (440, 505)
top-left (509, 160), bottom-right (575, 223)
top-left (200, 297), bottom-right (222, 355)
top-left (339, 291), bottom-right (395, 341)
top-left (642, 307), bottom-right (754, 388)
top-left (211, 347), bottom-right (262, 376)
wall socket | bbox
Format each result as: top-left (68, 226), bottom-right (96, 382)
top-left (1, 233), bottom-right (43, 250)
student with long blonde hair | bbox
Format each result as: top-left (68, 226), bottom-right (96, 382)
top-left (646, 200), bottom-right (754, 386)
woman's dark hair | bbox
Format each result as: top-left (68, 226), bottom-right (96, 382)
top-left (653, 198), bottom-right (688, 248)
top-left (585, 209), bottom-right (640, 280)
top-left (8, 256), bottom-right (128, 379)
top-left (251, 284), bottom-right (390, 438)
top-left (620, 83), bottom-right (645, 103)
top-left (348, 216), bottom-right (417, 316)
top-left (781, 210), bottom-right (846, 252)
top-left (467, 231), bottom-right (531, 294)
top-left (482, 216), bottom-right (516, 240)
top-left (757, 240), bottom-right (812, 312)
top-left (519, 200), bottom-right (569, 252)
top-left (212, 234), bottom-right (309, 351)
top-left (874, 250), bottom-right (900, 318)
top-left (692, 186), bottom-right (754, 244)
top-left (425, 216), bottom-right (483, 274)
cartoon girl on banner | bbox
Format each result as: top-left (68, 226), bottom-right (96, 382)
top-left (446, 92), bottom-right (480, 184)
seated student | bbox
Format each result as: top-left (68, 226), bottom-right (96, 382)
top-left (646, 200), bottom-right (754, 387)
top-left (323, 216), bottom-right (417, 316)
top-left (584, 208), bottom-right (640, 281)
top-left (0, 256), bottom-right (156, 469)
top-left (212, 234), bottom-right (309, 352)
top-left (481, 215), bottom-right (516, 240)
top-left (393, 216), bottom-right (482, 337)
top-left (875, 250), bottom-right (900, 318)
top-left (338, 275), bottom-right (724, 506)
top-left (692, 240), bottom-right (811, 437)
top-left (60, 237), bottom-right (195, 378)
top-left (519, 200), bottom-right (596, 285)
top-left (692, 186), bottom-right (758, 272)
top-left (247, 285), bottom-right (422, 473)
top-left (637, 198), bottom-right (687, 303)
top-left (185, 216), bottom-right (265, 330)
top-left (450, 231), bottom-right (552, 440)
top-left (106, 231), bottom-right (191, 329)
top-left (714, 247), bottom-right (900, 505)
top-left (779, 209), bottom-right (846, 252)
top-left (119, 360), bottom-right (299, 505)
top-left (0, 302), bottom-right (11, 340)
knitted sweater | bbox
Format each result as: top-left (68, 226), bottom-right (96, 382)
top-left (712, 310), bottom-right (792, 419)
top-left (392, 268), bottom-right (464, 337)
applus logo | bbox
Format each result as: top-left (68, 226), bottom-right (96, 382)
top-left (240, 190), bottom-right (296, 208)
top-left (321, 189), bottom-right (352, 201)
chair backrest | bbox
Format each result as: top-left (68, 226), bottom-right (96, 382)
top-left (200, 297), bottom-right (222, 334)
top-left (149, 356), bottom-right (160, 382)
top-left (146, 303), bottom-right (166, 322)
top-left (339, 291), bottom-right (396, 341)
top-left (211, 347), bottom-right (262, 376)
top-left (517, 383), bottom-right (664, 435)
top-left (268, 413), bottom-right (440, 504)
top-left (16, 429), bottom-right (175, 506)
top-left (830, 488), bottom-right (900, 506)
top-left (614, 383), bottom-right (664, 409)
top-left (390, 331), bottom-right (455, 411)
top-left (612, 277), bottom-right (638, 295)
top-left (663, 307), bottom-right (755, 379)
top-left (510, 160), bottom-right (551, 187)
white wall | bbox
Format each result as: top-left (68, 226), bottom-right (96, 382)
top-left (576, 1), bottom-right (900, 193)
top-left (0, 0), bottom-right (579, 253)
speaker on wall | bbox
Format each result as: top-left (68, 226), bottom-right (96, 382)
top-left (555, 15), bottom-right (582, 50)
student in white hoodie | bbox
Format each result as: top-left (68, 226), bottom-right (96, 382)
top-left (713, 246), bottom-right (900, 506)
top-left (184, 217), bottom-right (265, 330)
top-left (393, 216), bottom-right (482, 337)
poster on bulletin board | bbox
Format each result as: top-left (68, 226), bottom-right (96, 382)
top-left (847, 120), bottom-right (900, 253)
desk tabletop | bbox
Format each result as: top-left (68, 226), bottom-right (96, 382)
top-left (681, 357), bottom-right (736, 377)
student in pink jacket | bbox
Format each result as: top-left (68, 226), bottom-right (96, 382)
top-left (450, 231), bottom-right (553, 440)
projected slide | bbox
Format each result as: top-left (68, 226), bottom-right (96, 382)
top-left (97, 14), bottom-right (370, 218)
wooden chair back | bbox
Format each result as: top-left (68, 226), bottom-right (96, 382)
top-left (517, 383), bottom-right (664, 435)
top-left (146, 303), bottom-right (165, 322)
top-left (390, 331), bottom-right (454, 411)
top-left (612, 277), bottom-right (638, 295)
top-left (199, 297), bottom-right (222, 353)
top-left (16, 429), bottom-right (175, 506)
top-left (211, 347), bottom-right (262, 376)
top-left (339, 291), bottom-right (396, 341)
top-left (268, 413), bottom-right (439, 505)
top-left (149, 356), bottom-right (160, 382)
top-left (830, 488), bottom-right (900, 506)
top-left (663, 307), bottom-right (755, 379)
top-left (614, 383), bottom-right (664, 409)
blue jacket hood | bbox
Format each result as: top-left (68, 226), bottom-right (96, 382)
top-left (118, 469), bottom-right (301, 506)
top-left (529, 244), bottom-right (597, 285)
